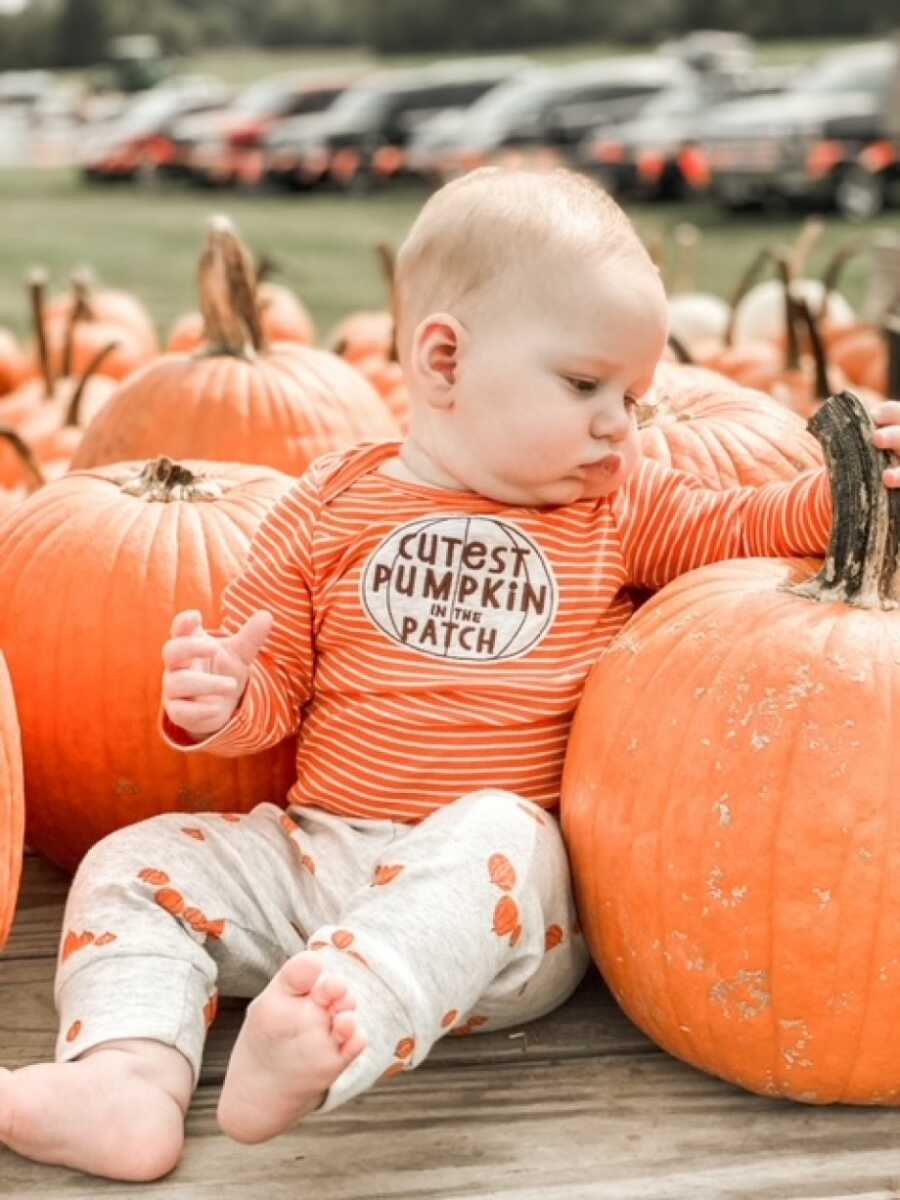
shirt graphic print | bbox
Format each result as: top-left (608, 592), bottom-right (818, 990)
top-left (360, 515), bottom-right (560, 663)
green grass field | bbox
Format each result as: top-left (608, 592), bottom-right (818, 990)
top-left (1, 167), bottom-right (896, 346)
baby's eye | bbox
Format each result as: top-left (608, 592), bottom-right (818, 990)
top-left (565, 376), bottom-right (601, 396)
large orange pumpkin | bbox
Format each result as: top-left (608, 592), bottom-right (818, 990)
top-left (0, 652), bottom-right (25, 948)
top-left (71, 217), bottom-right (398, 475)
top-left (562, 391), bottom-right (900, 1105)
top-left (0, 456), bottom-right (298, 872)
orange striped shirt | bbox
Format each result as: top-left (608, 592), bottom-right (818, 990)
top-left (164, 440), bottom-right (831, 821)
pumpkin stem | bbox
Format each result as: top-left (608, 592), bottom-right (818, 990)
top-left (28, 268), bottom-right (54, 400)
top-left (63, 340), bottom-right (118, 427)
top-left (666, 332), bottom-right (693, 364)
top-left (724, 246), bottom-right (774, 347)
top-left (789, 216), bottom-right (825, 284)
top-left (793, 296), bottom-right (832, 400)
top-left (375, 241), bottom-right (398, 363)
top-left (820, 236), bottom-right (869, 320)
top-left (119, 456), bottom-right (225, 502)
top-left (775, 250), bottom-right (801, 372)
top-left (0, 424), bottom-right (46, 491)
top-left (198, 216), bottom-right (265, 358)
top-left (62, 272), bottom-right (92, 380)
top-left (789, 391), bottom-right (900, 609)
top-left (255, 252), bottom-right (279, 285)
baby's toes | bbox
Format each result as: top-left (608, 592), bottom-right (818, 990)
top-left (311, 972), bottom-right (350, 1011)
top-left (332, 1011), bottom-right (366, 1061)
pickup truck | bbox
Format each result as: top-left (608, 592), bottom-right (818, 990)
top-left (703, 38), bottom-right (899, 219)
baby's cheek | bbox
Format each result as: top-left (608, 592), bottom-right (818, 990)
top-left (619, 424), bottom-right (642, 476)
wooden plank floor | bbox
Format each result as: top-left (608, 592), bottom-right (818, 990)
top-left (4, 854), bottom-right (900, 1199)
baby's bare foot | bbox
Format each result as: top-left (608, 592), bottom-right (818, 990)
top-left (218, 950), bottom-right (365, 1144)
top-left (0, 1039), bottom-right (192, 1181)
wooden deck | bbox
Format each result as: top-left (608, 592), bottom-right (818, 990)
top-left (4, 853), bottom-right (900, 1199)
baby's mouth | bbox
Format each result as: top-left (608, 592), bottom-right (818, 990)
top-left (582, 453), bottom-right (623, 476)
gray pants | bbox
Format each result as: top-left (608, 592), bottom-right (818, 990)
top-left (54, 789), bottom-right (589, 1111)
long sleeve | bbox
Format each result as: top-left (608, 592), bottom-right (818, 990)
top-left (615, 458), bottom-right (832, 591)
top-left (160, 473), bottom-right (320, 758)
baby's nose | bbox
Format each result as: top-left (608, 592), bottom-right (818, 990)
top-left (590, 402), bottom-right (631, 442)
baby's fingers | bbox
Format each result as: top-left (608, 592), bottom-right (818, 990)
top-left (162, 635), bottom-right (218, 671)
top-left (165, 698), bottom-right (230, 732)
top-left (169, 609), bottom-right (203, 639)
top-left (871, 401), bottom-right (900, 428)
top-left (163, 670), bottom-right (241, 701)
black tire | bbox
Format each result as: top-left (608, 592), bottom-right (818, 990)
top-left (834, 164), bottom-right (885, 222)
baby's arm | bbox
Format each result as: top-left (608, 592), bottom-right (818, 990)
top-left (160, 480), bottom-right (317, 756)
top-left (615, 458), bottom-right (831, 592)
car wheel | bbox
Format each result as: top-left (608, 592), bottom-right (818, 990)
top-left (835, 165), bottom-right (884, 222)
top-left (590, 165), bottom-right (622, 196)
top-left (133, 156), bottom-right (162, 188)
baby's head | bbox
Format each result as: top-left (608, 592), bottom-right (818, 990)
top-left (393, 167), bottom-right (668, 507)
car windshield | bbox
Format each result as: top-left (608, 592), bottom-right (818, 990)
top-left (638, 82), bottom-right (705, 119)
top-left (325, 86), bottom-right (390, 127)
top-left (231, 81), bottom-right (290, 118)
top-left (791, 50), bottom-right (892, 97)
top-left (463, 76), bottom-right (559, 134)
top-left (120, 90), bottom-right (178, 133)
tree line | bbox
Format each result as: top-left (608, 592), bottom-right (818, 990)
top-left (1, 0), bottom-right (896, 73)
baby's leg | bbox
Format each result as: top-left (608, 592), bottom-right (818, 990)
top-left (216, 952), bottom-right (365, 1143)
top-left (0, 1037), bottom-right (192, 1182)
top-left (218, 791), bottom-right (589, 1138)
top-left (1, 803), bottom-right (324, 1180)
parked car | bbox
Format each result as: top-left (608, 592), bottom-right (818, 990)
top-left (169, 71), bottom-right (357, 187)
top-left (79, 76), bottom-right (229, 182)
top-left (703, 40), bottom-right (900, 214)
top-left (423, 56), bottom-right (690, 182)
top-left (579, 67), bottom-right (789, 201)
top-left (264, 58), bottom-right (532, 193)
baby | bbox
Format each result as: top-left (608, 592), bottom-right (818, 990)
top-left (4, 166), bottom-right (900, 1183)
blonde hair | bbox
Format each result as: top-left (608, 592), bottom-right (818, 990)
top-left (394, 166), bottom-right (649, 360)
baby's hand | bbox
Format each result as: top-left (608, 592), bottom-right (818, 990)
top-left (871, 402), bottom-right (900, 489)
top-left (162, 608), bottom-right (273, 738)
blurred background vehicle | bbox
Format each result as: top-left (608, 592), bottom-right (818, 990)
top-left (262, 57), bottom-right (532, 194)
top-left (419, 56), bottom-right (690, 182)
top-left (79, 75), bottom-right (229, 183)
top-left (91, 34), bottom-right (169, 95)
top-left (170, 71), bottom-right (358, 188)
top-left (703, 39), bottom-right (900, 216)
top-left (579, 66), bottom-right (790, 201)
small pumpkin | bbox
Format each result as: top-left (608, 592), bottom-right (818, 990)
top-left (0, 328), bottom-right (30, 397)
top-left (329, 243), bottom-right (396, 365)
top-left (0, 427), bottom-right (46, 519)
top-left (44, 271), bottom-right (158, 356)
top-left (0, 651), bottom-right (24, 948)
top-left (562, 391), bottom-right (900, 1104)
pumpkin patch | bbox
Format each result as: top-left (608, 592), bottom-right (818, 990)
top-left (0, 204), bottom-right (897, 1088)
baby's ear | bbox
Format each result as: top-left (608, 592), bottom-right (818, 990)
top-left (412, 313), bottom-right (465, 400)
